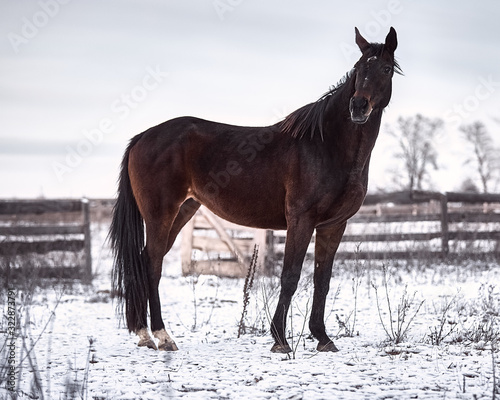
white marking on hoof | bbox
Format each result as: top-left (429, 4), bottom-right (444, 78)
top-left (153, 329), bottom-right (179, 351)
top-left (137, 328), bottom-right (157, 350)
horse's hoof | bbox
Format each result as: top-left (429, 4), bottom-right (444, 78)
top-left (271, 343), bottom-right (292, 353)
top-left (137, 328), bottom-right (158, 350)
top-left (317, 341), bottom-right (339, 352)
top-left (158, 340), bottom-right (179, 351)
top-left (153, 329), bottom-right (179, 351)
top-left (138, 338), bottom-right (158, 350)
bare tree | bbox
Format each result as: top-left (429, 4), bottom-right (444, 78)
top-left (389, 114), bottom-right (443, 191)
top-left (460, 121), bottom-right (499, 193)
top-left (459, 177), bottom-right (479, 193)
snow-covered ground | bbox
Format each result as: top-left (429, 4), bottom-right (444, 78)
top-left (2, 223), bottom-right (500, 399)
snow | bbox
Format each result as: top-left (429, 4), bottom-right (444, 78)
top-left (2, 223), bottom-right (499, 399)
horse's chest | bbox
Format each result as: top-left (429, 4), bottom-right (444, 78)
top-left (338, 182), bottom-right (366, 217)
top-left (319, 181), bottom-right (367, 227)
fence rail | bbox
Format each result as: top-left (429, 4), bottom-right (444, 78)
top-left (181, 206), bottom-right (267, 277)
top-left (0, 199), bottom-right (92, 281)
top-left (182, 191), bottom-right (500, 276)
top-left (331, 191), bottom-right (500, 261)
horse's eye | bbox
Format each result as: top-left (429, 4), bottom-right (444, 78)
top-left (383, 66), bottom-right (392, 75)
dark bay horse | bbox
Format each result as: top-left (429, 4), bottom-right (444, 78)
top-left (110, 27), bottom-right (400, 353)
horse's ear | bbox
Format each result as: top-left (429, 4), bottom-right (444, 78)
top-left (384, 27), bottom-right (398, 53)
top-left (355, 27), bottom-right (370, 53)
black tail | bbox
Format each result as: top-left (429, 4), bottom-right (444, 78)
top-left (109, 134), bottom-right (150, 333)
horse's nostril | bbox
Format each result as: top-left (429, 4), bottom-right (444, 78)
top-left (360, 98), bottom-right (369, 111)
top-left (362, 98), bottom-right (369, 109)
top-left (350, 97), bottom-right (369, 113)
top-left (349, 96), bottom-right (372, 124)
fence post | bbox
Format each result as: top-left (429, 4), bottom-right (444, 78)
top-left (439, 193), bottom-right (449, 256)
top-left (181, 217), bottom-right (195, 275)
top-left (82, 198), bottom-right (92, 282)
top-left (253, 229), bottom-right (270, 273)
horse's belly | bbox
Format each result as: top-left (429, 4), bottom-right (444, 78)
top-left (214, 209), bottom-right (287, 231)
top-left (191, 192), bottom-right (287, 231)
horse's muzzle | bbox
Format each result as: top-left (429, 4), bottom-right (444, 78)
top-left (349, 96), bottom-right (372, 124)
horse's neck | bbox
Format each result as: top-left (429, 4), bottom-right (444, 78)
top-left (323, 101), bottom-right (382, 181)
top-left (351, 112), bottom-right (382, 179)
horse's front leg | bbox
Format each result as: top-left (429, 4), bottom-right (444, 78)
top-left (309, 222), bottom-right (347, 352)
top-left (271, 218), bottom-right (315, 353)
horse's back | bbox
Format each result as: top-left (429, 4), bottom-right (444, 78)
top-left (128, 116), bottom-right (290, 229)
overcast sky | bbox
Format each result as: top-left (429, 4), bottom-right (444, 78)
top-left (1, 0), bottom-right (499, 198)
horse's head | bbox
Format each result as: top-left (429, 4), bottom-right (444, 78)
top-left (349, 27), bottom-right (399, 124)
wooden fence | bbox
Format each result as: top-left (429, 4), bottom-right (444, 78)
top-left (181, 206), bottom-right (268, 277)
top-left (320, 191), bottom-right (499, 261)
top-left (181, 191), bottom-right (500, 277)
top-left (0, 199), bottom-right (92, 281)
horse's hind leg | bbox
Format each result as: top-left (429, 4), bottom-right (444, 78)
top-left (165, 199), bottom-right (201, 253)
top-left (144, 213), bottom-right (178, 351)
top-left (147, 199), bottom-right (201, 351)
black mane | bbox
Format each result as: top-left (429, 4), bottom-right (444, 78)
top-left (278, 71), bottom-right (353, 141)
